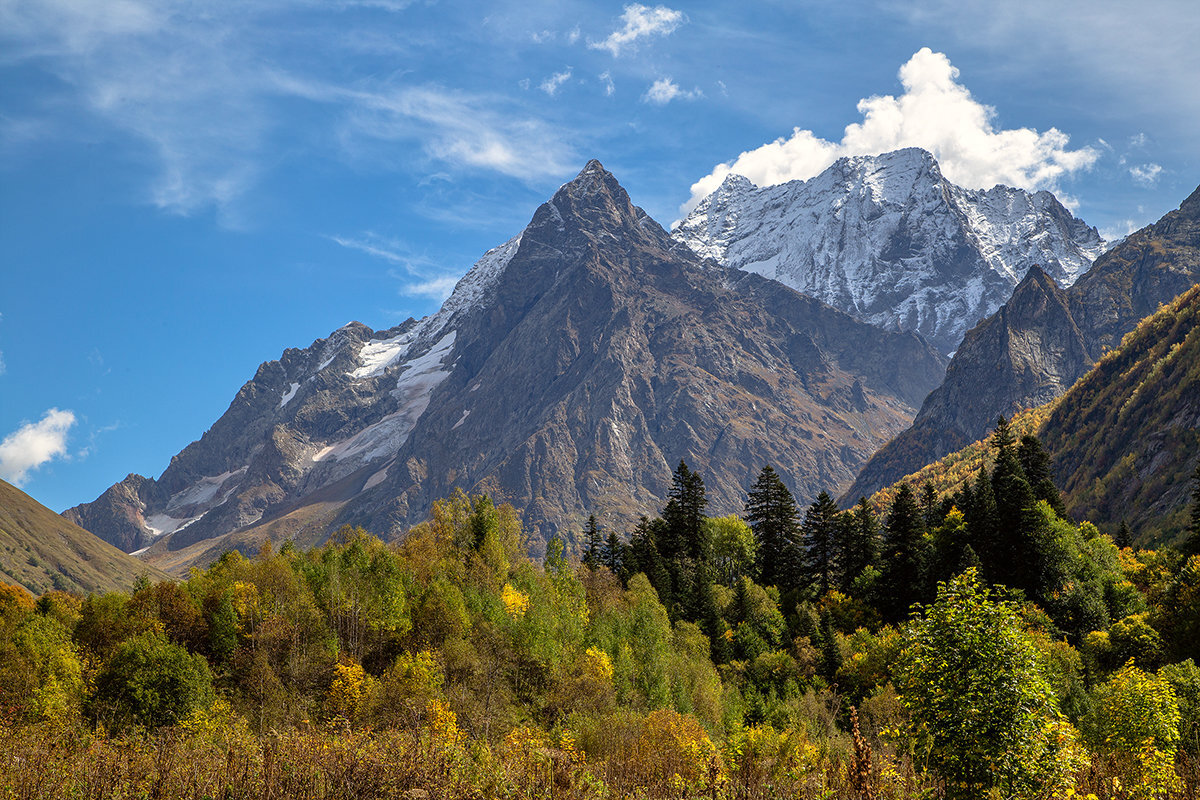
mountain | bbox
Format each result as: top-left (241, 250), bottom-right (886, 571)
top-left (862, 284), bottom-right (1200, 546)
top-left (1042, 283), bottom-right (1200, 545)
top-left (844, 184), bottom-right (1200, 501)
top-left (0, 479), bottom-right (169, 595)
top-left (674, 148), bottom-right (1105, 355)
top-left (66, 161), bottom-right (948, 570)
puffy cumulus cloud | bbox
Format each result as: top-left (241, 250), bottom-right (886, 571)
top-left (1129, 163), bottom-right (1163, 186)
top-left (0, 409), bottom-right (76, 486)
top-left (641, 77), bottom-right (701, 105)
top-left (589, 4), bottom-right (684, 57)
top-left (682, 48), bottom-right (1099, 216)
top-left (539, 68), bottom-right (572, 96)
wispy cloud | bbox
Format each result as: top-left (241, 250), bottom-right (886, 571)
top-left (588, 4), bottom-right (684, 57)
top-left (329, 232), bottom-right (461, 301)
top-left (641, 77), bottom-right (701, 105)
top-left (1129, 163), bottom-right (1163, 187)
top-left (683, 48), bottom-right (1099, 215)
top-left (540, 68), bottom-right (573, 96)
top-left (1, 0), bottom-right (576, 218)
top-left (599, 71), bottom-right (615, 97)
top-left (0, 408), bottom-right (76, 486)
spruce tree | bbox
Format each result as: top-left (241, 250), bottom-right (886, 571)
top-left (990, 418), bottom-right (1037, 591)
top-left (582, 514), bottom-right (602, 571)
top-left (877, 483), bottom-right (930, 621)
top-left (802, 491), bottom-right (841, 597)
top-left (839, 498), bottom-right (879, 593)
top-left (1018, 434), bottom-right (1066, 517)
top-left (1115, 521), bottom-right (1133, 550)
top-left (662, 460), bottom-right (709, 562)
top-left (1184, 463), bottom-right (1200, 557)
top-left (602, 531), bottom-right (625, 576)
top-left (745, 466), bottom-right (803, 592)
top-left (920, 481), bottom-right (941, 530)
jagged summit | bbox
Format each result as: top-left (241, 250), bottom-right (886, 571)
top-left (67, 160), bottom-right (948, 570)
top-left (675, 147), bottom-right (1106, 354)
top-left (844, 181), bottom-right (1200, 500)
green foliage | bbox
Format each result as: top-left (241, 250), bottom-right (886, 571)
top-left (745, 466), bottom-right (802, 592)
top-left (92, 631), bottom-right (215, 730)
top-left (1085, 661), bottom-right (1182, 796)
top-left (896, 569), bottom-right (1082, 799)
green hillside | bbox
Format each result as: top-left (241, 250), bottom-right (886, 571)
top-left (1042, 283), bottom-right (1200, 545)
top-left (0, 479), bottom-right (169, 595)
top-left (869, 283), bottom-right (1200, 546)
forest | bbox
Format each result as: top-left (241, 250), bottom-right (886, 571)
top-left (3, 420), bottom-right (1200, 800)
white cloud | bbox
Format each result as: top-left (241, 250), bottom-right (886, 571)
top-left (641, 77), bottom-right (701, 105)
top-left (1129, 163), bottom-right (1163, 187)
top-left (539, 68), bottom-right (572, 96)
top-left (0, 350), bottom-right (5, 376)
top-left (567, 26), bottom-right (581, 45)
top-left (1129, 132), bottom-right (1148, 148)
top-left (682, 48), bottom-right (1099, 216)
top-left (599, 71), bottom-right (615, 97)
top-left (1, 0), bottom-right (575, 217)
top-left (404, 276), bottom-right (458, 300)
top-left (0, 408), bottom-right (75, 486)
top-left (589, 4), bottom-right (684, 57)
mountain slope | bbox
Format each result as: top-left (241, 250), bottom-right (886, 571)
top-left (1041, 283), bottom-right (1200, 545)
top-left (67, 161), bottom-right (948, 570)
top-left (674, 148), bottom-right (1105, 354)
top-left (844, 184), bottom-right (1200, 501)
top-left (1, 479), bottom-right (169, 595)
top-left (862, 284), bottom-right (1200, 546)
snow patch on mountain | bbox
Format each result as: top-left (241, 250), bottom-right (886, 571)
top-left (674, 148), bottom-right (1105, 354)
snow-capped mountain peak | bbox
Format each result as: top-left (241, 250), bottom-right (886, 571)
top-left (673, 148), bottom-right (1105, 354)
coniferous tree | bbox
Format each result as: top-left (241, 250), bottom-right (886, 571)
top-left (745, 466), bottom-right (803, 592)
top-left (839, 498), bottom-right (879, 593)
top-left (920, 481), bottom-right (941, 531)
top-left (802, 491), bottom-right (841, 597)
top-left (990, 418), bottom-right (1037, 591)
top-left (1184, 464), bottom-right (1200, 557)
top-left (1115, 521), bottom-right (1133, 550)
top-left (661, 460), bottom-right (709, 562)
top-left (877, 483), bottom-right (930, 621)
top-left (629, 516), bottom-right (672, 609)
top-left (1018, 434), bottom-right (1066, 517)
top-left (582, 514), bottom-right (602, 571)
top-left (965, 466), bottom-right (998, 580)
top-left (602, 531), bottom-right (625, 576)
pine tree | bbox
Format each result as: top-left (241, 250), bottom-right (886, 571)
top-left (990, 418), bottom-right (1037, 591)
top-left (818, 608), bottom-right (842, 685)
top-left (661, 460), bottom-right (709, 562)
top-left (582, 514), bottom-right (602, 571)
top-left (839, 498), bottom-right (879, 593)
top-left (1018, 434), bottom-right (1066, 517)
top-left (1184, 463), bottom-right (1200, 557)
top-left (877, 483), bottom-right (930, 621)
top-left (920, 481), bottom-right (941, 530)
top-left (1115, 521), bottom-right (1133, 550)
top-left (745, 466), bottom-right (803, 592)
top-left (802, 491), bottom-right (841, 597)
top-left (602, 531), bottom-right (625, 576)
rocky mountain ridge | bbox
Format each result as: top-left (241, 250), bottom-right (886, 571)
top-left (67, 161), bottom-right (948, 570)
top-left (844, 183), bottom-right (1200, 501)
top-left (673, 147), bottom-right (1106, 354)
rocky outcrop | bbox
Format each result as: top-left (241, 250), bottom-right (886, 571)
top-left (68, 161), bottom-right (948, 568)
top-left (674, 148), bottom-right (1105, 355)
top-left (844, 184), bottom-right (1200, 501)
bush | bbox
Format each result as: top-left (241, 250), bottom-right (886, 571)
top-left (92, 632), bottom-right (215, 730)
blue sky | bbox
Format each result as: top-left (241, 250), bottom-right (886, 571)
top-left (2, 0), bottom-right (1198, 513)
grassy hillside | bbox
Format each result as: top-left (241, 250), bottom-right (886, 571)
top-left (869, 283), bottom-right (1200, 545)
top-left (1042, 283), bottom-right (1200, 545)
top-left (0, 479), bottom-right (169, 594)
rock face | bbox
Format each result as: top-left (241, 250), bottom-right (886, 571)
top-left (66, 161), bottom-right (947, 568)
top-left (843, 184), bottom-right (1200, 501)
top-left (674, 148), bottom-right (1106, 355)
